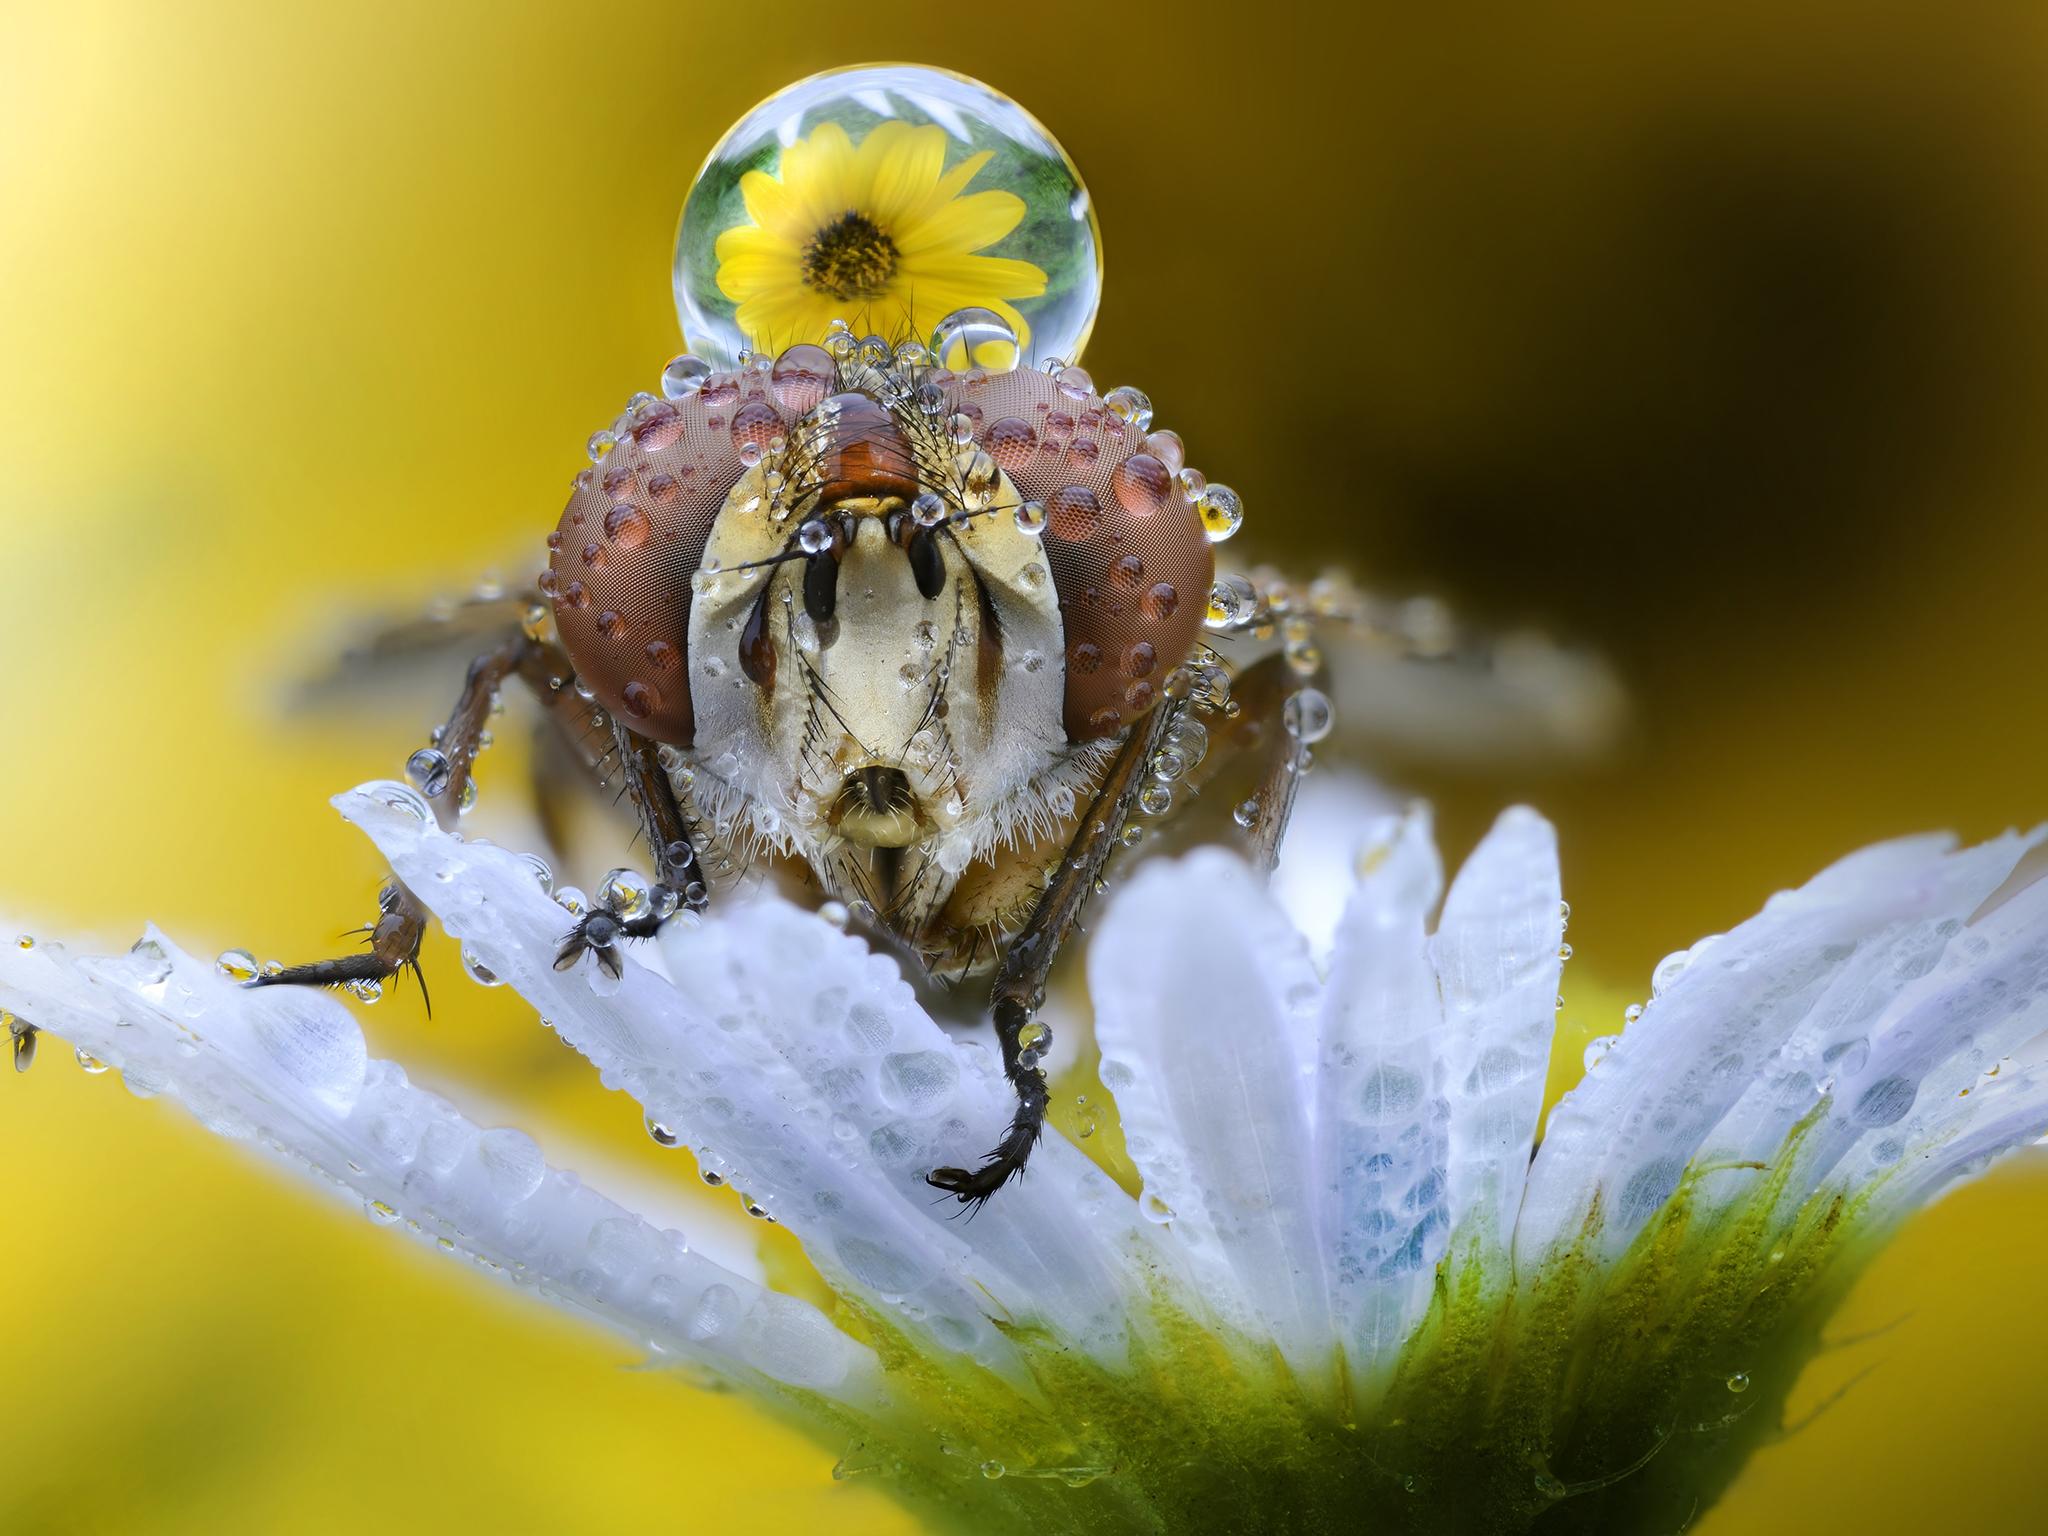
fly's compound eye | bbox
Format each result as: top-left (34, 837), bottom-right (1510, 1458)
top-left (945, 366), bottom-right (1219, 740)
top-left (543, 354), bottom-right (820, 745)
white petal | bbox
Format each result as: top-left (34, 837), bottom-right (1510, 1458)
top-left (1431, 807), bottom-right (1563, 1264)
top-left (1312, 806), bottom-right (1447, 1379)
top-left (1691, 832), bottom-right (2035, 1220)
top-left (1271, 769), bottom-right (1401, 963)
top-left (0, 925), bottom-right (876, 1401)
top-left (1517, 831), bottom-right (2028, 1265)
top-left (1090, 848), bottom-right (1331, 1368)
top-left (340, 784), bottom-right (1164, 1370)
top-left (1810, 840), bottom-right (2048, 1212)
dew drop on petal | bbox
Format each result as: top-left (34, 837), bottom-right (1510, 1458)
top-left (460, 944), bottom-right (503, 987)
top-left (214, 948), bottom-right (259, 983)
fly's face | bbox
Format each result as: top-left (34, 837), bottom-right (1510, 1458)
top-left (689, 385), bottom-right (1070, 890)
top-left (543, 335), bottom-right (1215, 936)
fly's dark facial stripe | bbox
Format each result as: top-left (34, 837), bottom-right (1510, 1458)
top-left (803, 548), bottom-right (839, 622)
top-left (908, 528), bottom-right (945, 599)
top-left (739, 583), bottom-right (776, 690)
top-left (975, 571), bottom-right (1004, 717)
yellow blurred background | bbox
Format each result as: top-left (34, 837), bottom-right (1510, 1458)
top-left (4, 3), bottom-right (2046, 1531)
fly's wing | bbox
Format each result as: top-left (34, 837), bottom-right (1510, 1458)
top-left (1210, 568), bottom-right (1625, 771)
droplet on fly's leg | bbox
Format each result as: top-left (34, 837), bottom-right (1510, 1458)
top-left (1282, 687), bottom-right (1334, 743)
top-left (597, 868), bottom-right (652, 919)
top-left (1102, 384), bottom-right (1153, 429)
top-left (405, 747), bottom-right (452, 798)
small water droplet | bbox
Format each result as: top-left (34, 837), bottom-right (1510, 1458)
top-left (1282, 687), bottom-right (1333, 743)
top-left (215, 948), bottom-right (259, 983)
top-left (460, 944), bottom-right (503, 987)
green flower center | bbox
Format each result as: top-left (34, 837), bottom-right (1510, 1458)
top-left (802, 211), bottom-right (899, 301)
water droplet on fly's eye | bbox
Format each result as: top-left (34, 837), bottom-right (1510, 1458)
top-left (460, 944), bottom-right (503, 986)
top-left (1177, 466), bottom-right (1207, 501)
top-left (1013, 500), bottom-right (1047, 536)
top-left (1140, 581), bottom-right (1179, 621)
top-left (1197, 483), bottom-right (1244, 541)
top-left (1583, 1034), bottom-right (1619, 1072)
top-left (76, 1048), bottom-right (109, 1074)
top-left (587, 429), bottom-right (616, 463)
top-left (928, 305), bottom-right (1023, 372)
top-left (660, 354), bottom-right (711, 400)
top-left (1102, 384), bottom-right (1153, 429)
top-left (1282, 687), bottom-right (1334, 743)
top-left (1726, 1372), bottom-right (1751, 1393)
top-left (215, 948), bottom-right (259, 983)
top-left (1055, 364), bottom-right (1094, 400)
top-left (913, 490), bottom-right (948, 527)
top-left (738, 440), bottom-right (763, 467)
top-left (603, 504), bottom-right (651, 548)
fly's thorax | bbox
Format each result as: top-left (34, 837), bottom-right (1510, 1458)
top-left (685, 443), bottom-right (1067, 885)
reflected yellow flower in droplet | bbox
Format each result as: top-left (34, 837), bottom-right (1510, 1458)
top-left (714, 121), bottom-right (1045, 357)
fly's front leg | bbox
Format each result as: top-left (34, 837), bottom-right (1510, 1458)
top-left (257, 636), bottom-right (540, 1003)
top-left (926, 700), bottom-right (1180, 1207)
top-left (552, 727), bottom-right (708, 981)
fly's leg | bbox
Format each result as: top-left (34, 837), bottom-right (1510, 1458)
top-left (256, 636), bottom-right (544, 1002)
top-left (926, 699), bottom-right (1180, 1207)
top-left (552, 726), bottom-right (709, 981)
top-left (1190, 651), bottom-right (1322, 874)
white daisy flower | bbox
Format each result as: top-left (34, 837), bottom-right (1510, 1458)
top-left (4, 775), bottom-right (2044, 1534)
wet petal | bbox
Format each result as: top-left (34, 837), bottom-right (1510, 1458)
top-left (1091, 848), bottom-right (1331, 1369)
top-left (1313, 807), bottom-right (1447, 1379)
top-left (0, 924), bottom-right (876, 1401)
top-left (1432, 807), bottom-right (1563, 1265)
